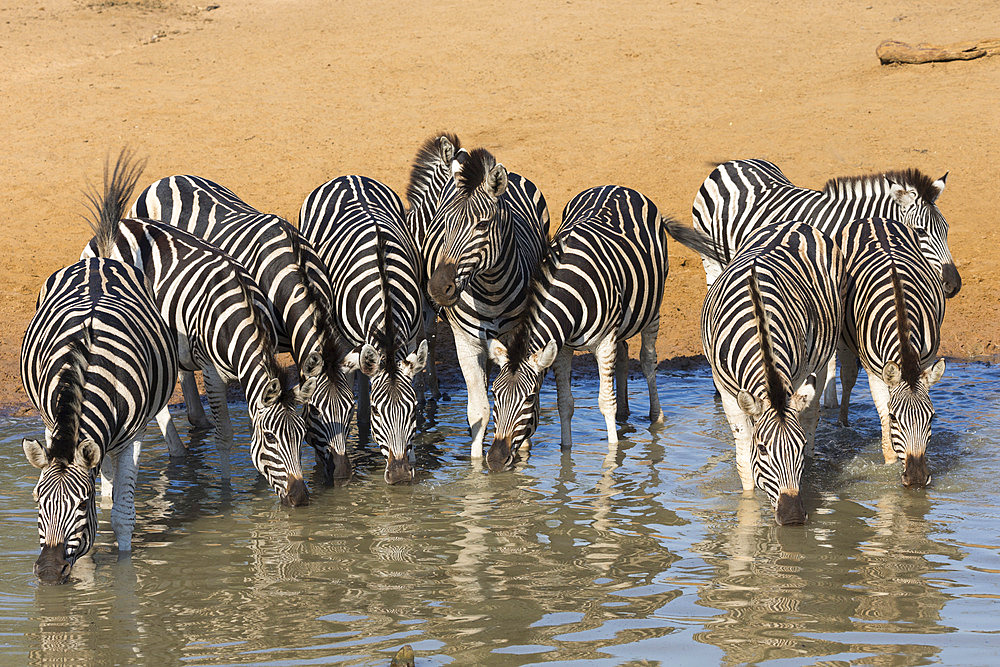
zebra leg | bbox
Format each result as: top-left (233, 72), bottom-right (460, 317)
top-left (595, 335), bottom-right (619, 446)
top-left (838, 345), bottom-right (859, 427)
top-left (202, 366), bottom-right (234, 479)
top-left (867, 373), bottom-right (896, 465)
top-left (641, 322), bottom-right (663, 423)
top-left (717, 379), bottom-right (755, 492)
top-left (800, 368), bottom-right (825, 458)
top-left (155, 406), bottom-right (185, 457)
top-left (100, 456), bottom-right (116, 510)
top-left (615, 340), bottom-right (629, 421)
top-left (553, 347), bottom-right (574, 450)
top-left (110, 440), bottom-right (141, 552)
top-left (423, 308), bottom-right (441, 401)
top-left (452, 327), bottom-right (490, 459)
top-left (356, 372), bottom-right (372, 444)
top-left (821, 356), bottom-right (839, 410)
top-left (180, 370), bottom-right (212, 430)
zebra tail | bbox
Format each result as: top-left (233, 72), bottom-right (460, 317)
top-left (663, 217), bottom-right (723, 265)
top-left (748, 265), bottom-right (787, 414)
top-left (50, 337), bottom-right (91, 458)
top-left (373, 219), bottom-right (398, 376)
top-left (84, 148), bottom-right (147, 257)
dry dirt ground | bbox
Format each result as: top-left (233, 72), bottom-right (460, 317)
top-left (2, 0), bottom-right (998, 410)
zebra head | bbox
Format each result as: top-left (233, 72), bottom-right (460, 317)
top-left (427, 148), bottom-right (509, 307)
top-left (300, 351), bottom-right (356, 483)
top-left (364, 340), bottom-right (428, 484)
top-left (737, 376), bottom-right (817, 525)
top-left (886, 171), bottom-right (960, 297)
top-left (250, 375), bottom-right (316, 506)
top-left (22, 437), bottom-right (100, 584)
top-left (486, 338), bottom-right (557, 472)
top-left (883, 358), bottom-right (946, 488)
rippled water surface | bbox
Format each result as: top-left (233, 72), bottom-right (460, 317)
top-left (2, 360), bottom-right (1000, 665)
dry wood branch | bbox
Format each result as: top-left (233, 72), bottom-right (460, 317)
top-left (877, 38), bottom-right (1000, 65)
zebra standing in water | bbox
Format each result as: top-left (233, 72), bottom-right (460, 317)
top-left (836, 217), bottom-right (946, 487)
top-left (131, 176), bottom-right (355, 481)
top-left (683, 159), bottom-right (958, 406)
top-left (686, 221), bottom-right (844, 524)
top-left (403, 133), bottom-right (464, 403)
top-left (486, 186), bottom-right (670, 471)
top-left (82, 154), bottom-right (315, 505)
top-left (409, 138), bottom-right (550, 459)
top-left (299, 175), bottom-right (428, 484)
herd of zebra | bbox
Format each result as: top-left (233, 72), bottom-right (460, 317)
top-left (18, 134), bottom-right (959, 583)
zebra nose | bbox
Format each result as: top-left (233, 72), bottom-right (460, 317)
top-left (329, 450), bottom-right (353, 482)
top-left (775, 492), bottom-right (807, 525)
top-left (941, 263), bottom-right (961, 298)
top-left (384, 455), bottom-right (414, 485)
top-left (487, 437), bottom-right (514, 472)
top-left (901, 454), bottom-right (930, 487)
top-left (282, 476), bottom-right (310, 507)
top-left (34, 544), bottom-right (71, 584)
top-left (428, 263), bottom-right (459, 307)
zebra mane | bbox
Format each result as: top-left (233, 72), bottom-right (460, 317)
top-left (455, 148), bottom-right (496, 198)
top-left (871, 222), bottom-right (923, 387)
top-left (287, 230), bottom-right (348, 377)
top-left (373, 222), bottom-right (400, 379)
top-left (49, 337), bottom-right (91, 461)
top-left (747, 265), bottom-right (788, 416)
top-left (822, 168), bottom-right (939, 204)
top-left (84, 148), bottom-right (147, 257)
top-left (405, 132), bottom-right (462, 208)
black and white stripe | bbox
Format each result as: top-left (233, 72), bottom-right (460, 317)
top-left (299, 175), bottom-right (428, 484)
top-left (700, 221), bottom-right (844, 524)
top-left (22, 258), bottom-right (177, 583)
top-left (410, 137), bottom-right (550, 458)
top-left (130, 176), bottom-right (354, 481)
top-left (836, 217), bottom-right (946, 487)
top-left (486, 185), bottom-right (670, 470)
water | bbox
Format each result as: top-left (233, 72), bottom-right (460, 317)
top-left (2, 360), bottom-right (999, 666)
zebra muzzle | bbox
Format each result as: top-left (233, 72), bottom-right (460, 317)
top-left (901, 453), bottom-right (930, 488)
top-left (775, 491), bottom-right (807, 525)
top-left (942, 263), bottom-right (961, 298)
top-left (281, 476), bottom-right (310, 507)
top-left (428, 262), bottom-right (459, 307)
top-left (384, 455), bottom-right (414, 485)
top-left (486, 436), bottom-right (514, 472)
top-left (34, 543), bottom-right (72, 585)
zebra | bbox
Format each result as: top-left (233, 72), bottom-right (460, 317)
top-left (403, 133), bottom-right (464, 403)
top-left (82, 155), bottom-right (316, 505)
top-left (486, 185), bottom-right (670, 471)
top-left (408, 138), bottom-right (550, 459)
top-left (692, 221), bottom-right (844, 524)
top-left (683, 158), bottom-right (958, 406)
top-left (836, 217), bottom-right (946, 487)
top-left (22, 159), bottom-right (179, 582)
top-left (130, 176), bottom-right (355, 481)
top-left (298, 175), bottom-right (428, 484)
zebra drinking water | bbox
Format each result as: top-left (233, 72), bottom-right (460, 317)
top-left (836, 217), bottom-right (946, 487)
top-left (131, 176), bottom-right (354, 481)
top-left (486, 185), bottom-right (670, 471)
top-left (299, 175), bottom-right (428, 484)
top-left (688, 221), bottom-right (845, 524)
top-left (409, 138), bottom-right (550, 460)
top-left (82, 154), bottom-right (316, 505)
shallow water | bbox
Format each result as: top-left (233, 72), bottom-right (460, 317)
top-left (2, 360), bottom-right (999, 666)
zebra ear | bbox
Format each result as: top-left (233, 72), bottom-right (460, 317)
top-left (359, 343), bottom-right (382, 377)
top-left (923, 358), bottom-right (946, 386)
top-left (340, 351), bottom-right (360, 375)
top-left (261, 377), bottom-right (282, 407)
top-left (23, 438), bottom-right (49, 469)
top-left (888, 181), bottom-right (917, 210)
top-left (488, 339), bottom-right (509, 366)
top-left (301, 352), bottom-right (323, 378)
top-left (294, 376), bottom-right (318, 405)
top-left (532, 340), bottom-right (559, 370)
top-left (439, 135), bottom-right (456, 163)
top-left (789, 375), bottom-right (817, 413)
top-left (75, 439), bottom-right (101, 469)
top-left (882, 361), bottom-right (902, 388)
top-left (402, 339), bottom-right (428, 377)
top-left (931, 173), bottom-right (947, 202)
top-left (737, 390), bottom-right (763, 417)
top-left (486, 164), bottom-right (508, 198)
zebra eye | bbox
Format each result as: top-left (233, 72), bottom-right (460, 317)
top-left (264, 433), bottom-right (278, 446)
top-left (756, 443), bottom-right (767, 456)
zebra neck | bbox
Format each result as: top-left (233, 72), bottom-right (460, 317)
top-left (821, 181), bottom-right (898, 228)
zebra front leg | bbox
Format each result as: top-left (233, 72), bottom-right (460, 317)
top-left (202, 366), bottom-right (234, 479)
top-left (553, 347), bottom-right (574, 450)
top-left (640, 321), bottom-right (663, 423)
top-left (615, 340), bottom-right (629, 421)
top-left (867, 372), bottom-right (896, 465)
top-left (717, 380), bottom-right (755, 492)
top-left (452, 327), bottom-right (490, 460)
top-left (821, 356), bottom-right (839, 410)
top-left (155, 405), bottom-right (185, 457)
top-left (180, 370), bottom-right (212, 429)
top-left (595, 335), bottom-right (619, 446)
top-left (110, 440), bottom-right (142, 552)
top-left (100, 456), bottom-right (116, 510)
top-left (423, 308), bottom-right (441, 400)
top-left (838, 345), bottom-right (860, 427)
top-left (356, 372), bottom-right (371, 444)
